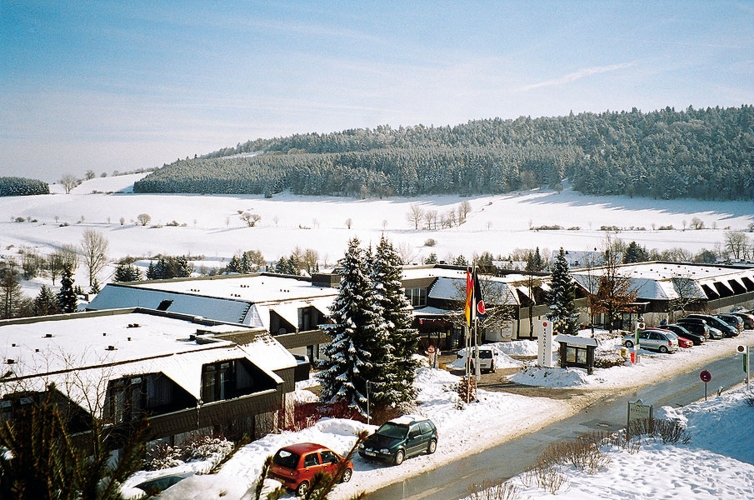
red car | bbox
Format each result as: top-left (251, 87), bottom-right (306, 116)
top-left (269, 443), bottom-right (353, 496)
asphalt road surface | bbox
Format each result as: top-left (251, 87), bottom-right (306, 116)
top-left (365, 353), bottom-right (748, 500)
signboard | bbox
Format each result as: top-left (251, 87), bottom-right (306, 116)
top-left (627, 399), bottom-right (653, 428)
top-left (699, 370), bottom-right (712, 383)
top-left (538, 320), bottom-right (554, 368)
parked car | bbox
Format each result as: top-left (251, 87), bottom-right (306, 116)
top-left (664, 324), bottom-right (705, 345)
top-left (135, 472), bottom-right (194, 497)
top-left (359, 415), bottom-right (438, 465)
top-left (686, 314), bottom-right (738, 337)
top-left (675, 318), bottom-right (712, 339)
top-left (730, 311), bottom-right (754, 329)
top-left (269, 443), bottom-right (353, 496)
top-left (677, 317), bottom-right (724, 339)
top-left (470, 346), bottom-right (496, 373)
top-left (715, 313), bottom-right (744, 333)
top-left (663, 330), bottom-right (693, 349)
top-left (622, 329), bottom-right (678, 353)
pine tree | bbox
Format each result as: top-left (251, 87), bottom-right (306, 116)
top-left (33, 285), bottom-right (59, 316)
top-left (57, 265), bottom-right (78, 313)
top-left (318, 238), bottom-right (388, 416)
top-left (372, 236), bottom-right (419, 407)
top-left (89, 279), bottom-right (100, 295)
top-left (114, 262), bottom-right (141, 282)
top-left (1, 263), bottom-right (24, 319)
top-left (146, 261), bottom-right (157, 280)
top-left (547, 248), bottom-right (580, 335)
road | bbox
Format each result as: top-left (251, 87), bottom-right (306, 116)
top-left (365, 353), bottom-right (747, 500)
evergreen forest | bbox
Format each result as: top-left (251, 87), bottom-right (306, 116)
top-left (134, 105), bottom-right (753, 201)
top-left (0, 177), bottom-right (49, 197)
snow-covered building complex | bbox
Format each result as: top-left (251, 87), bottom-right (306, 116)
top-left (0, 308), bottom-right (297, 444)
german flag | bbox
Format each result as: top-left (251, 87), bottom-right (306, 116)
top-left (464, 268), bottom-right (473, 326)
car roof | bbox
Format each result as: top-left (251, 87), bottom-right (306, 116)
top-left (278, 442), bottom-right (331, 454)
top-left (389, 414), bottom-right (430, 426)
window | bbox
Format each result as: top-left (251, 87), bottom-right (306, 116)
top-left (202, 361), bottom-right (234, 403)
top-left (156, 300), bottom-right (173, 311)
top-left (107, 377), bottom-right (145, 424)
top-left (304, 453), bottom-right (320, 468)
top-left (405, 288), bottom-right (427, 307)
top-left (320, 450), bottom-right (338, 464)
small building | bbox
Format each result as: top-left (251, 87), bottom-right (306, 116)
top-left (555, 334), bottom-right (598, 375)
top-left (0, 308), bottom-right (297, 446)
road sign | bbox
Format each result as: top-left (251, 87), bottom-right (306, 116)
top-left (700, 370), bottom-right (712, 383)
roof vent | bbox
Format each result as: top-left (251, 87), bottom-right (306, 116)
top-left (106, 345), bottom-right (116, 351)
top-left (11, 343), bottom-right (15, 347)
top-left (127, 323), bottom-right (140, 328)
top-left (44, 333), bottom-right (53, 338)
top-left (127, 337), bottom-right (132, 341)
top-left (5, 359), bottom-right (14, 365)
top-left (103, 332), bottom-right (107, 336)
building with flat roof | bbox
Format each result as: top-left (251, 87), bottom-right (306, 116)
top-left (0, 308), bottom-right (297, 445)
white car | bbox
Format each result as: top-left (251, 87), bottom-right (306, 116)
top-left (623, 329), bottom-right (678, 353)
top-left (470, 346), bottom-right (496, 373)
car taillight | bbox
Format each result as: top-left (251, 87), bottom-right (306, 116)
top-left (668, 340), bottom-right (672, 346)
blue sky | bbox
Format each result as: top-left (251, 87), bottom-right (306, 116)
top-left (1, 1), bottom-right (752, 182)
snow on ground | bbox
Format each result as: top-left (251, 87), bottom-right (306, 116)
top-left (474, 387), bottom-right (754, 500)
top-left (5, 175), bottom-right (754, 499)
top-left (2, 174), bottom-right (753, 300)
top-left (119, 328), bottom-right (753, 500)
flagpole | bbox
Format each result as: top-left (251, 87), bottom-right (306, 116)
top-left (473, 264), bottom-right (480, 383)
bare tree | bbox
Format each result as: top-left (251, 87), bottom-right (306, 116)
top-left (240, 212), bottom-right (261, 227)
top-left (136, 213), bottom-right (151, 226)
top-left (589, 233), bottom-right (637, 333)
top-left (59, 174), bottom-right (79, 194)
top-left (724, 230), bottom-right (750, 260)
top-left (457, 201), bottom-right (472, 224)
top-left (302, 248), bottom-right (319, 274)
top-left (80, 230), bottom-right (109, 287)
top-left (406, 204), bottom-right (424, 230)
top-left (668, 273), bottom-right (703, 319)
top-left (395, 241), bottom-right (416, 265)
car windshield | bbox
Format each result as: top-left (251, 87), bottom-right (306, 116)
top-left (273, 449), bottom-right (300, 469)
top-left (376, 422), bottom-right (409, 439)
top-left (478, 350), bottom-right (493, 359)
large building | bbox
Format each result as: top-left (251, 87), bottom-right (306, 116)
top-left (0, 308), bottom-right (297, 445)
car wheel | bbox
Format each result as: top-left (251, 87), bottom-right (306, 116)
top-left (394, 449), bottom-right (405, 465)
top-left (296, 480), bottom-right (310, 497)
top-left (624, 340), bottom-right (634, 348)
top-left (340, 467), bottom-right (353, 483)
top-left (427, 439), bottom-right (437, 454)
top-left (659, 346), bottom-right (668, 353)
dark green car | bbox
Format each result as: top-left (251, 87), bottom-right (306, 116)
top-left (358, 415), bottom-right (438, 465)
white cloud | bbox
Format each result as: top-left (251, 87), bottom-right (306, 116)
top-left (522, 62), bottom-right (636, 91)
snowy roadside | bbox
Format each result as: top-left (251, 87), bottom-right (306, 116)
top-left (121, 329), bottom-right (753, 499)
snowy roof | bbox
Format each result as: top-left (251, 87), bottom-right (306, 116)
top-left (428, 276), bottom-right (528, 306)
top-left (571, 263), bottom-right (753, 301)
top-left (555, 334), bottom-right (598, 347)
top-left (88, 274), bottom-right (340, 326)
top-left (131, 274), bottom-right (339, 302)
top-left (0, 310), bottom-right (295, 415)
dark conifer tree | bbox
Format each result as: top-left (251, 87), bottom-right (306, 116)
top-left (114, 262), bottom-right (142, 282)
top-left (57, 265), bottom-right (77, 313)
top-left (547, 248), bottom-right (580, 335)
top-left (318, 238), bottom-right (388, 416)
top-left (33, 285), bottom-right (59, 316)
top-left (372, 235), bottom-right (419, 407)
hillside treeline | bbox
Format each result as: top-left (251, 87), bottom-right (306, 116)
top-left (0, 177), bottom-right (49, 197)
top-left (134, 105), bottom-right (754, 200)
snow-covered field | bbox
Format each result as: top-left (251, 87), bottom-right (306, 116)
top-left (2, 175), bottom-right (753, 499)
top-left (1, 174), bottom-right (752, 299)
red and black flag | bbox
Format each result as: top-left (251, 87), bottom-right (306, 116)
top-left (473, 268), bottom-right (486, 319)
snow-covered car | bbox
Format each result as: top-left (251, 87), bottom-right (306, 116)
top-left (134, 472), bottom-right (194, 497)
top-left (623, 329), bottom-right (678, 353)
